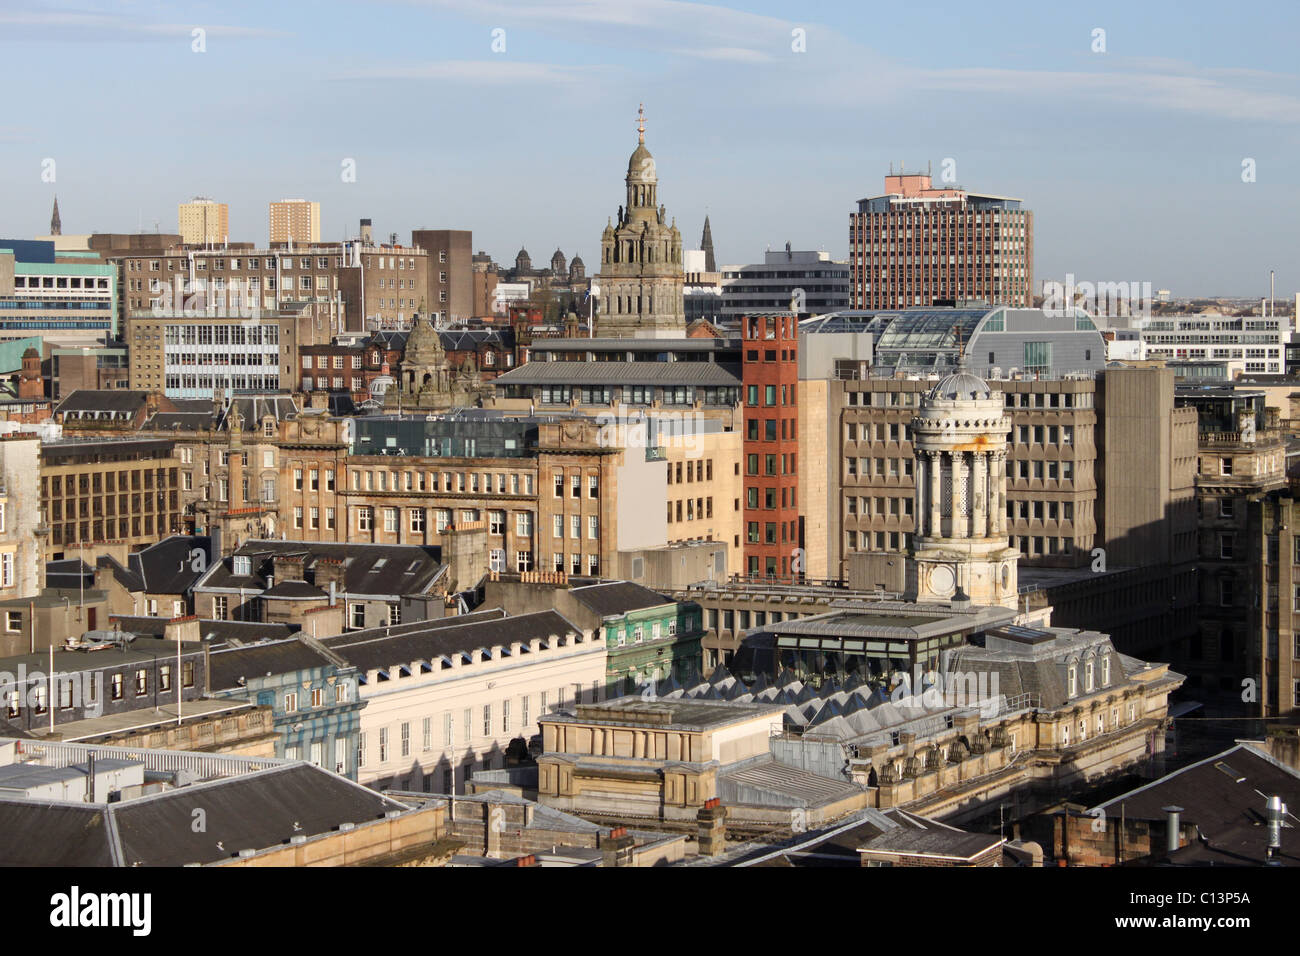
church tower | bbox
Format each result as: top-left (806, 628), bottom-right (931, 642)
top-left (595, 104), bottom-right (685, 338)
top-left (905, 360), bottom-right (1019, 609)
top-left (50, 196), bottom-right (61, 236)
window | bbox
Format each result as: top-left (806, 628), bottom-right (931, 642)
top-left (502, 699), bottom-right (511, 733)
top-left (0, 553), bottom-right (12, 589)
top-left (588, 515), bottom-right (598, 539)
top-left (410, 509), bottom-right (425, 533)
top-left (482, 705), bottom-right (491, 737)
top-left (422, 716), bottom-right (432, 752)
top-left (350, 603), bottom-right (366, 628)
top-left (588, 475), bottom-right (599, 498)
top-left (379, 728), bottom-right (388, 763)
top-left (401, 722), bottom-right (410, 757)
top-left (135, 668), bottom-right (147, 696)
top-left (383, 508), bottom-right (398, 533)
top-left (285, 691), bottom-right (298, 713)
top-left (1067, 664), bottom-right (1077, 697)
top-left (357, 507), bottom-right (373, 532)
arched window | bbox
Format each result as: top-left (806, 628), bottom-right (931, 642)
top-left (1101, 655), bottom-right (1111, 686)
top-left (1067, 663), bottom-right (1077, 697)
top-left (1084, 658), bottom-right (1094, 693)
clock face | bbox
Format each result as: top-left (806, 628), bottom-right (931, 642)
top-left (930, 565), bottom-right (955, 596)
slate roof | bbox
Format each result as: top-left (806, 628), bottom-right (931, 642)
top-left (207, 638), bottom-right (342, 691)
top-left (568, 581), bottom-right (675, 617)
top-left (109, 615), bottom-right (294, 646)
top-left (1095, 743), bottom-right (1300, 866)
top-left (55, 389), bottom-right (151, 415)
top-left (146, 411), bottom-right (215, 431)
top-left (195, 540), bottom-right (446, 599)
top-left (439, 329), bottom-right (509, 351)
top-left (220, 395), bottom-right (300, 427)
top-left (46, 558), bottom-right (94, 591)
top-left (114, 535), bottom-right (211, 595)
top-left (0, 762), bottom-right (409, 866)
top-left (492, 361), bottom-right (741, 388)
top-left (322, 609), bottom-right (580, 674)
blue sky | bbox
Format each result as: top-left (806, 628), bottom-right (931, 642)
top-left (4, 0), bottom-right (1300, 296)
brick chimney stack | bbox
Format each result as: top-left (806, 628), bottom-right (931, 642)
top-left (696, 798), bottom-right (727, 856)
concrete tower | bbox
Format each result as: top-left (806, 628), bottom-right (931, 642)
top-left (595, 104), bottom-right (685, 338)
top-left (905, 360), bottom-right (1019, 609)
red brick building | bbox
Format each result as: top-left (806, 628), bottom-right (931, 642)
top-left (741, 313), bottom-right (801, 578)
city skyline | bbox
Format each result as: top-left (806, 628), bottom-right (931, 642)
top-left (4, 0), bottom-right (1300, 297)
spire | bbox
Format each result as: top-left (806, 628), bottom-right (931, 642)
top-left (637, 103), bottom-right (646, 145)
top-left (700, 215), bottom-right (715, 273)
top-left (49, 195), bottom-right (61, 236)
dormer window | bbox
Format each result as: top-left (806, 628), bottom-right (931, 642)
top-left (1084, 660), bottom-right (1095, 693)
top-left (1067, 664), bottom-right (1077, 697)
top-left (1101, 656), bottom-right (1111, 686)
top-left (233, 555), bottom-right (251, 576)
top-left (263, 419), bottom-right (275, 437)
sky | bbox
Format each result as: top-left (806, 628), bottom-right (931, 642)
top-left (4, 0), bottom-right (1300, 297)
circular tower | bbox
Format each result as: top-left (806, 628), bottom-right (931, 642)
top-left (906, 361), bottom-right (1019, 609)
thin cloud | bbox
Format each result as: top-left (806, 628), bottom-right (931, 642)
top-left (342, 59), bottom-right (606, 85)
top-left (0, 8), bottom-right (288, 41)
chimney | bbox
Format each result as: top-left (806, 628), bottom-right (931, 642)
top-left (273, 553), bottom-right (305, 583)
top-left (599, 826), bottom-right (636, 867)
top-left (1162, 806), bottom-right (1183, 856)
top-left (164, 615), bottom-right (200, 646)
top-left (696, 798), bottom-right (727, 856)
top-left (514, 854), bottom-right (538, 867)
top-left (360, 219), bottom-right (373, 244)
top-left (315, 557), bottom-right (346, 592)
top-left (1267, 796), bottom-right (1287, 864)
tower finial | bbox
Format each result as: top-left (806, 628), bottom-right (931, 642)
top-left (637, 103), bottom-right (645, 145)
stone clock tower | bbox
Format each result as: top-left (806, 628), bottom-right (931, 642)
top-left (905, 360), bottom-right (1019, 610)
top-left (595, 104), bottom-right (685, 338)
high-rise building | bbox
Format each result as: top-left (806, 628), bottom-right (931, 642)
top-left (595, 105), bottom-right (685, 338)
top-left (269, 199), bottom-right (320, 245)
top-left (849, 169), bottom-right (1032, 309)
top-left (178, 197), bottom-right (229, 246)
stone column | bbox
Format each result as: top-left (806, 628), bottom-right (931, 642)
top-left (973, 453), bottom-right (987, 538)
top-left (990, 453), bottom-right (1004, 535)
top-left (952, 453), bottom-right (967, 538)
top-left (928, 451), bottom-right (942, 538)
